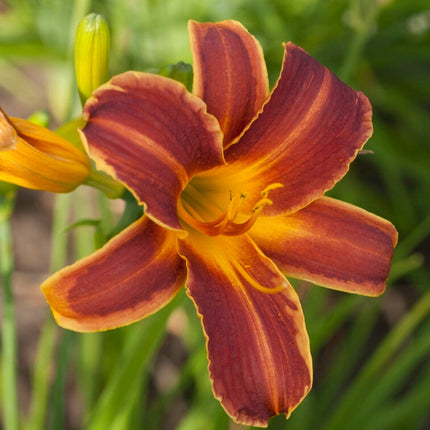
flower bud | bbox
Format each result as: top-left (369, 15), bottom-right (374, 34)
top-left (75, 13), bottom-right (110, 103)
top-left (158, 62), bottom-right (193, 91)
top-left (0, 107), bottom-right (91, 193)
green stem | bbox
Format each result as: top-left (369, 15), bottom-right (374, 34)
top-left (52, 330), bottom-right (74, 429)
top-left (84, 169), bottom-right (124, 199)
top-left (49, 193), bottom-right (74, 429)
top-left (73, 187), bottom-right (102, 415)
top-left (23, 316), bottom-right (57, 430)
top-left (23, 194), bottom-right (73, 430)
top-left (0, 191), bottom-right (18, 430)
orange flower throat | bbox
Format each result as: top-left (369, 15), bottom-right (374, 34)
top-left (178, 181), bottom-right (283, 237)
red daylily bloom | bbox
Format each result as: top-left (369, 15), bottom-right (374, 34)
top-left (41, 20), bottom-right (397, 426)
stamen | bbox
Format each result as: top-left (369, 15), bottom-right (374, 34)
top-left (261, 182), bottom-right (284, 197)
top-left (226, 191), bottom-right (245, 221)
top-left (220, 215), bottom-right (257, 236)
top-left (234, 264), bottom-right (286, 294)
top-left (177, 199), bottom-right (227, 235)
top-left (179, 182), bottom-right (284, 237)
top-left (252, 183), bottom-right (283, 213)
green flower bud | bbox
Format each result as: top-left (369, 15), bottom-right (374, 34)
top-left (158, 62), bottom-right (193, 91)
top-left (75, 13), bottom-right (110, 104)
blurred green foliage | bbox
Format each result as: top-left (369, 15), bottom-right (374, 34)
top-left (0, 0), bottom-right (429, 429)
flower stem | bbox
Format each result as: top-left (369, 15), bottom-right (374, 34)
top-left (22, 316), bottom-right (57, 430)
top-left (52, 330), bottom-right (74, 429)
top-left (49, 193), bottom-right (73, 429)
top-left (0, 191), bottom-right (18, 430)
top-left (84, 169), bottom-right (125, 199)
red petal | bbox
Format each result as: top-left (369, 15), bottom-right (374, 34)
top-left (80, 72), bottom-right (225, 231)
top-left (178, 231), bottom-right (312, 426)
top-left (189, 20), bottom-right (269, 147)
top-left (41, 216), bottom-right (186, 332)
top-left (250, 197), bottom-right (398, 296)
top-left (224, 42), bottom-right (373, 216)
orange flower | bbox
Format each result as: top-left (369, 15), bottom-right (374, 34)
top-left (0, 108), bottom-right (91, 192)
top-left (41, 20), bottom-right (397, 426)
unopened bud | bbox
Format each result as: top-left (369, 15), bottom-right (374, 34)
top-left (158, 62), bottom-right (193, 91)
top-left (75, 13), bottom-right (110, 103)
top-left (0, 108), bottom-right (91, 193)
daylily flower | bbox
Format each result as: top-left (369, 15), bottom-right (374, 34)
top-left (0, 107), bottom-right (91, 192)
top-left (41, 20), bottom-right (397, 426)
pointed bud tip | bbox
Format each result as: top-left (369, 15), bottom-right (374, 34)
top-left (0, 108), bottom-right (18, 150)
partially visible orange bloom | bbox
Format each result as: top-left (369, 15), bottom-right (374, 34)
top-left (41, 20), bottom-right (398, 426)
top-left (0, 107), bottom-right (91, 193)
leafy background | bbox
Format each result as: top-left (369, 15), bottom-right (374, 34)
top-left (0, 0), bottom-right (429, 429)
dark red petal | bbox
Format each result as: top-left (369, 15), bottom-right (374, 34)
top-left (224, 42), bottom-right (373, 217)
top-left (41, 216), bottom-right (186, 331)
top-left (189, 20), bottom-right (269, 147)
top-left (81, 72), bottom-right (224, 231)
top-left (178, 231), bottom-right (312, 426)
top-left (250, 197), bottom-right (398, 296)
